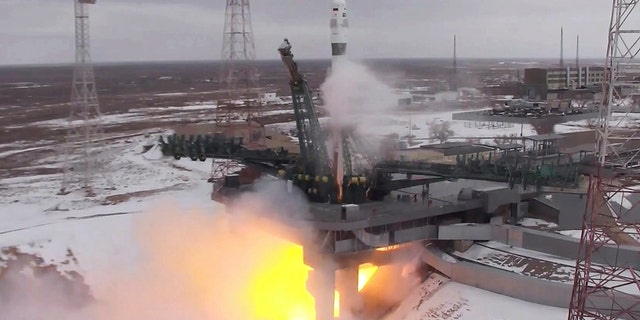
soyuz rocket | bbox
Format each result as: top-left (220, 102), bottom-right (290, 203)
top-left (329, 0), bottom-right (348, 193)
top-left (330, 0), bottom-right (348, 66)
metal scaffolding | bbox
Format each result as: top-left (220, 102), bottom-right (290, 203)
top-left (568, 1), bottom-right (640, 318)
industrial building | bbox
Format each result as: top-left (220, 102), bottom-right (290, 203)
top-left (524, 66), bottom-right (604, 100)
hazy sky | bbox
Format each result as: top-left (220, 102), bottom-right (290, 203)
top-left (0, 0), bottom-right (614, 65)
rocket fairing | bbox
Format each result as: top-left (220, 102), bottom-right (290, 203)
top-left (331, 0), bottom-right (348, 64)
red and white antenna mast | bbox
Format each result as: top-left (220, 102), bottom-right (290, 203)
top-left (569, 1), bottom-right (640, 319)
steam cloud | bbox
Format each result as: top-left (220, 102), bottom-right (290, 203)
top-left (321, 59), bottom-right (400, 129)
top-left (0, 179), bottom-right (324, 320)
top-left (0, 181), bottom-right (423, 320)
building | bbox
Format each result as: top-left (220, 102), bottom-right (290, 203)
top-left (524, 66), bottom-right (605, 100)
top-left (260, 92), bottom-right (285, 105)
top-left (481, 81), bottom-right (527, 97)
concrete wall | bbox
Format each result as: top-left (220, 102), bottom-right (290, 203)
top-left (530, 192), bottom-right (587, 230)
top-left (395, 225), bottom-right (438, 244)
top-left (493, 224), bottom-right (640, 269)
top-left (423, 245), bottom-right (640, 319)
top-left (528, 199), bottom-right (560, 223)
top-left (421, 246), bottom-right (572, 308)
top-left (438, 224), bottom-right (493, 241)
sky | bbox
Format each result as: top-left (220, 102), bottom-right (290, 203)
top-left (0, 0), bottom-right (616, 65)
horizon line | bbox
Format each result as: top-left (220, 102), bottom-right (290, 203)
top-left (0, 56), bottom-right (607, 68)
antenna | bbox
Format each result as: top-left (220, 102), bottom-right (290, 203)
top-left (560, 27), bottom-right (564, 68)
top-left (576, 34), bottom-right (581, 87)
top-left (452, 34), bottom-right (458, 92)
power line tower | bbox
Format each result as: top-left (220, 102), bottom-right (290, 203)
top-left (210, 0), bottom-right (260, 186)
top-left (568, 1), bottom-right (640, 319)
top-left (219, 0), bottom-right (261, 122)
top-left (59, 0), bottom-right (109, 196)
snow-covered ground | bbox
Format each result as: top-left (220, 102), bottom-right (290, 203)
top-left (385, 273), bottom-right (568, 320)
top-left (453, 241), bottom-right (576, 283)
top-left (556, 112), bottom-right (640, 133)
top-left (5, 103), bottom-right (220, 130)
top-left (0, 109), bottom-right (589, 319)
top-left (271, 107), bottom-right (594, 150)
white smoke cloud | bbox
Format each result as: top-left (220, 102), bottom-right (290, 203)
top-left (320, 59), bottom-right (400, 129)
top-left (0, 178), bottom-right (330, 320)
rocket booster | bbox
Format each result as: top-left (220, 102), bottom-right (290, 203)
top-left (330, 0), bottom-right (348, 65)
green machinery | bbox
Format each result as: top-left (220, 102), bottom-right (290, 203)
top-left (376, 139), bottom-right (581, 191)
top-left (159, 133), bottom-right (295, 168)
top-left (278, 39), bottom-right (376, 204)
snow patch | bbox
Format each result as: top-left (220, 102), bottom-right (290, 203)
top-left (384, 273), bottom-right (567, 320)
top-left (519, 218), bottom-right (559, 229)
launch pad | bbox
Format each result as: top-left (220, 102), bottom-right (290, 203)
top-left (154, 5), bottom-right (640, 318)
top-left (155, 36), bottom-right (635, 319)
top-left (213, 172), bottom-right (583, 319)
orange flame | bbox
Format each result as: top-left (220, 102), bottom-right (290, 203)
top-left (140, 206), bottom-right (344, 319)
top-left (249, 242), bottom-right (316, 320)
top-left (334, 291), bottom-right (341, 318)
top-left (375, 245), bottom-right (402, 252)
top-left (358, 263), bottom-right (378, 291)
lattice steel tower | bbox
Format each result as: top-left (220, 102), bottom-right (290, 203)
top-left (210, 0), bottom-right (260, 187)
top-left (220, 0), bottom-right (259, 97)
top-left (568, 1), bottom-right (640, 319)
top-left (219, 0), bottom-right (260, 118)
top-left (60, 0), bottom-right (108, 196)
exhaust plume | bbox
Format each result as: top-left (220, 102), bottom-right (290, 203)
top-left (321, 59), bottom-right (400, 129)
top-left (0, 179), bottom-right (327, 320)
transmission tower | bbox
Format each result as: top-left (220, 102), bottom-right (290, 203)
top-left (568, 1), bottom-right (640, 319)
top-left (210, 0), bottom-right (260, 185)
top-left (219, 0), bottom-right (261, 122)
top-left (60, 0), bottom-right (109, 196)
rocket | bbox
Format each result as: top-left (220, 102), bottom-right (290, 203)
top-left (330, 0), bottom-right (348, 66)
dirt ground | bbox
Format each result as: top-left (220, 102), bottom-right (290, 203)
top-left (0, 59), bottom-right (545, 179)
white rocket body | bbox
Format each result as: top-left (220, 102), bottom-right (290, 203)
top-left (330, 0), bottom-right (348, 66)
top-left (329, 0), bottom-right (348, 189)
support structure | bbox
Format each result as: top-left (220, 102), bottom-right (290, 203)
top-left (307, 267), bottom-right (336, 320)
top-left (336, 266), bottom-right (363, 318)
top-left (211, 0), bottom-right (261, 184)
top-left (60, 0), bottom-right (110, 196)
top-left (568, 1), bottom-right (640, 319)
top-left (209, 159), bottom-right (238, 193)
top-left (219, 0), bottom-right (261, 121)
